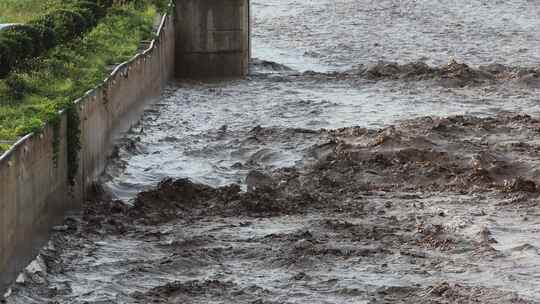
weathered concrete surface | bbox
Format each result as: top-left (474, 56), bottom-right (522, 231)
top-left (0, 11), bottom-right (175, 293)
top-left (175, 0), bottom-right (250, 78)
top-left (77, 13), bottom-right (176, 193)
top-left (0, 119), bottom-right (69, 296)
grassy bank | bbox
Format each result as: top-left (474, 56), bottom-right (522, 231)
top-left (0, 0), bottom-right (64, 23)
top-left (0, 2), bottom-right (159, 154)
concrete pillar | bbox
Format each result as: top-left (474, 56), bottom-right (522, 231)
top-left (175, 0), bottom-right (250, 78)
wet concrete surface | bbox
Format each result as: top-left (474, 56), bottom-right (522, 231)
top-left (4, 0), bottom-right (540, 303)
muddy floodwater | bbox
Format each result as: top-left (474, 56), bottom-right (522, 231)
top-left (5, 0), bottom-right (540, 303)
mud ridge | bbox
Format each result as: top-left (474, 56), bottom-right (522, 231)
top-left (5, 114), bottom-right (540, 303)
top-left (292, 60), bottom-right (540, 88)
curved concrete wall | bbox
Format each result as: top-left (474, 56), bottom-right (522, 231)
top-left (0, 10), bottom-right (176, 293)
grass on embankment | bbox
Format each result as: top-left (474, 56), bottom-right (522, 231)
top-left (0, 3), bottom-right (158, 154)
top-left (0, 0), bottom-right (65, 23)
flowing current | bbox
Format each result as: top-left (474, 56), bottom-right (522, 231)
top-left (104, 0), bottom-right (540, 200)
top-left (6, 0), bottom-right (540, 303)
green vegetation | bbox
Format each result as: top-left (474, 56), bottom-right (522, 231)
top-left (0, 0), bottom-right (65, 23)
top-left (0, 0), bottom-right (115, 77)
top-left (0, 143), bottom-right (10, 152)
top-left (0, 1), bottom-right (161, 155)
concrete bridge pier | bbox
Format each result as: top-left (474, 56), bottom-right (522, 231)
top-left (175, 0), bottom-right (250, 78)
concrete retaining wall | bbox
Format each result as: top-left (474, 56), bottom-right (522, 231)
top-left (0, 10), bottom-right (176, 293)
top-left (175, 0), bottom-right (250, 78)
